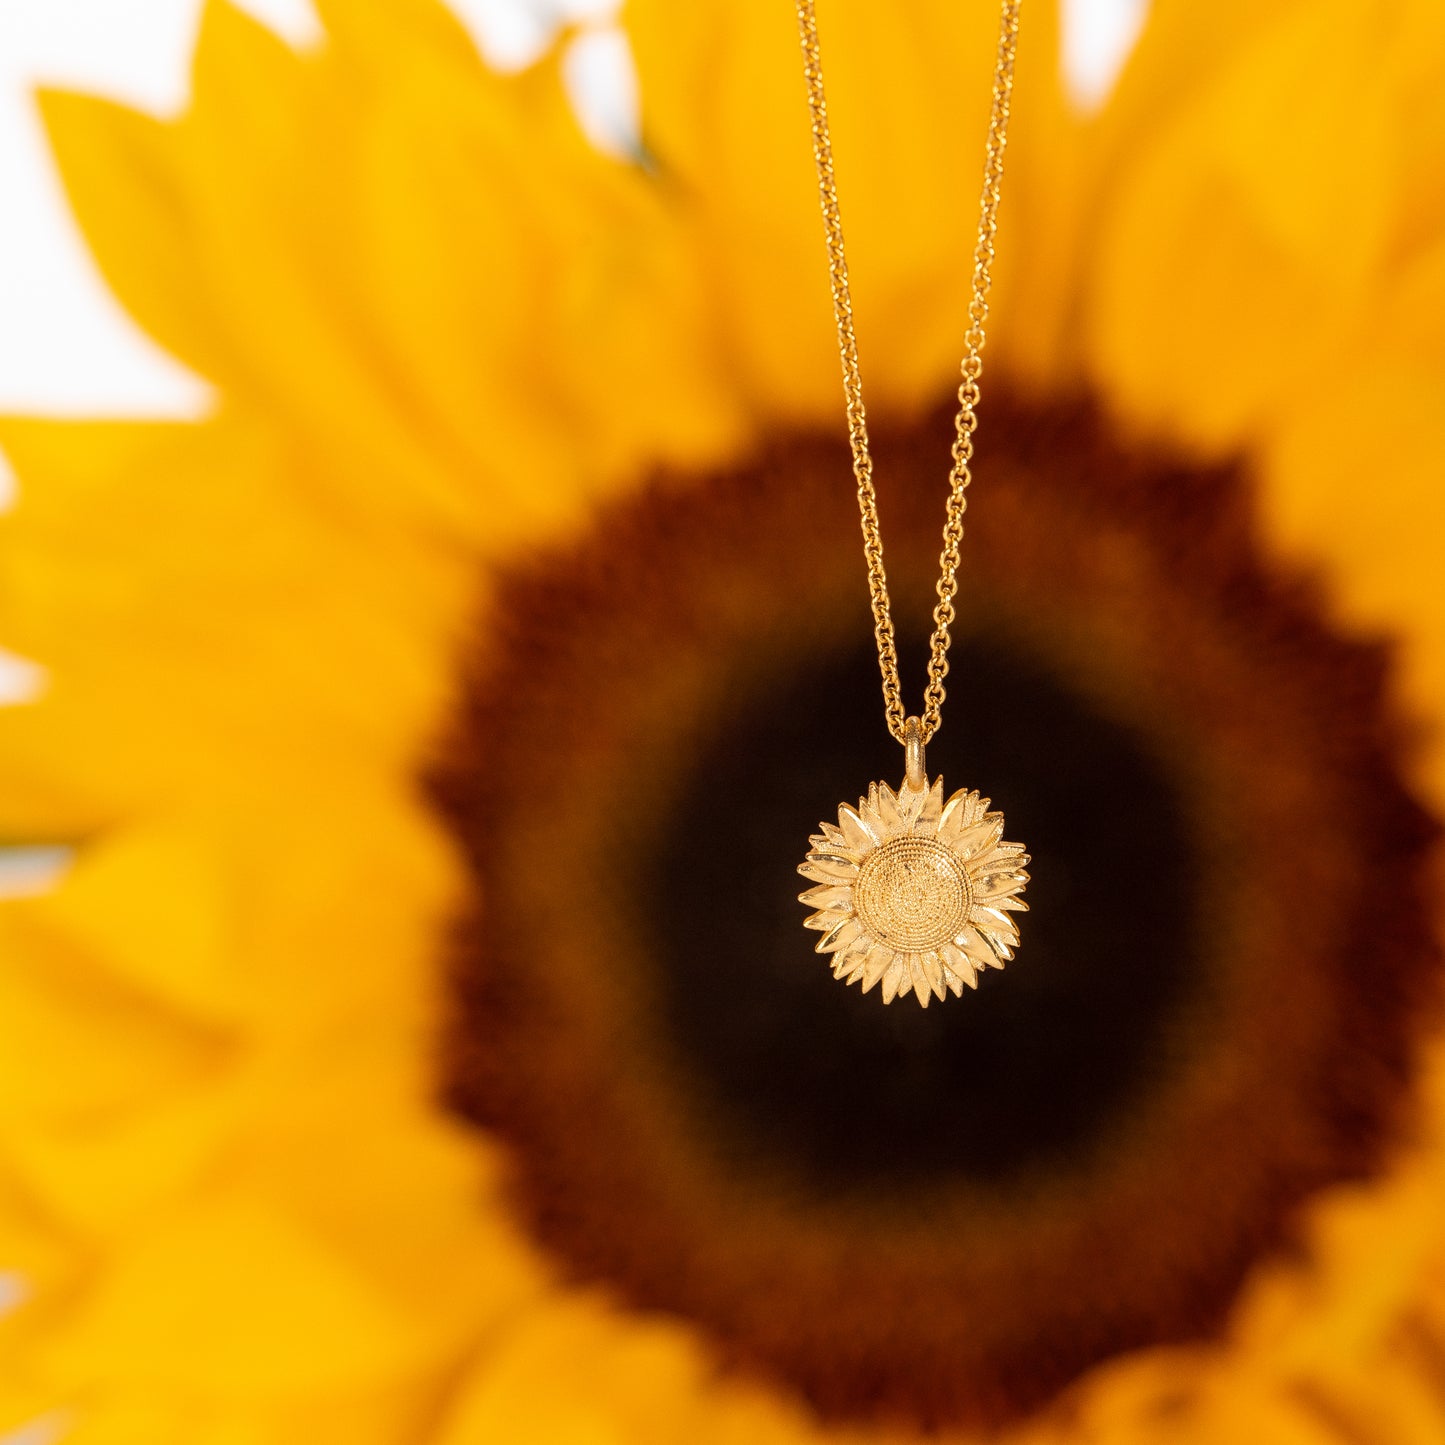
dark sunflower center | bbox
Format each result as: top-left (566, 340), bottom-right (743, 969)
top-left (647, 628), bottom-right (1199, 1190)
top-left (435, 392), bottom-right (1439, 1432)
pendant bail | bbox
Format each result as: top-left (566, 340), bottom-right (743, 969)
top-left (904, 715), bottom-right (926, 792)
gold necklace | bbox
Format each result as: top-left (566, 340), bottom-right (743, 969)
top-left (794, 0), bottom-right (1030, 1007)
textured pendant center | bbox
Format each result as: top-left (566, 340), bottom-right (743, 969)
top-left (854, 835), bottom-right (972, 951)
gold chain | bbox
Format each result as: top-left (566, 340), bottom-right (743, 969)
top-left (796, 0), bottom-right (1021, 745)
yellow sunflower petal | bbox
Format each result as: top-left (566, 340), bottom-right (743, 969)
top-left (21, 827), bottom-right (234, 1022)
top-left (434, 1295), bottom-right (814, 1445)
top-left (311, 0), bottom-right (480, 68)
top-left (1084, 0), bottom-right (1422, 451)
top-left (0, 1080), bottom-right (235, 1240)
top-left (54, 1393), bottom-right (422, 1445)
top-left (1392, 1), bottom-right (1445, 253)
top-left (0, 410), bottom-right (472, 834)
top-left (36, 1197), bottom-right (443, 1394)
top-left (1088, 0), bottom-right (1304, 175)
top-left (41, 0), bottom-right (742, 545)
top-left (245, 1089), bottom-right (549, 1334)
top-left (0, 897), bottom-right (232, 1229)
top-left (627, 0), bottom-right (1059, 419)
top-left (1232, 1168), bottom-right (1445, 1371)
top-left (0, 772), bottom-right (464, 1232)
top-left (35, 89), bottom-right (219, 384)
top-left (0, 903), bottom-right (227, 1125)
top-left (1261, 357), bottom-right (1445, 802)
top-left (1054, 1349), bottom-right (1344, 1445)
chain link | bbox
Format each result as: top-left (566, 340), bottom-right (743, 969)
top-left (795, 0), bottom-right (1021, 745)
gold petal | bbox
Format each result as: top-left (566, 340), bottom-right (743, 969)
top-left (973, 869), bottom-right (1030, 903)
top-left (941, 964), bottom-right (966, 997)
top-left (940, 940), bottom-right (969, 972)
top-left (989, 895), bottom-right (1030, 913)
top-left (955, 924), bottom-right (1001, 970)
top-left (910, 956), bottom-right (932, 1008)
top-left (837, 803), bottom-right (878, 852)
top-left (892, 956), bottom-right (914, 1001)
top-left (879, 955), bottom-right (906, 1004)
top-left (919, 950), bottom-right (946, 1001)
top-left (859, 791), bottom-right (886, 836)
top-left (806, 849), bottom-right (858, 869)
top-left (821, 821), bottom-right (847, 848)
top-left (978, 930), bottom-right (1015, 964)
top-left (874, 783), bottom-right (905, 833)
top-left (803, 908), bottom-right (849, 932)
top-left (912, 778), bottom-right (945, 832)
top-left (859, 945), bottom-right (893, 993)
top-left (798, 855), bottom-right (857, 884)
top-left (942, 938), bottom-right (981, 990)
top-left (943, 937), bottom-right (983, 989)
top-left (950, 793), bottom-right (991, 834)
top-left (896, 783), bottom-right (928, 828)
top-left (797, 862), bottom-right (835, 886)
top-left (971, 906), bottom-right (1021, 941)
top-left (798, 883), bottom-right (854, 909)
top-left (951, 818), bottom-right (1005, 859)
top-left (936, 790), bottom-right (978, 842)
top-left (816, 916), bottom-right (864, 955)
top-left (976, 847), bottom-right (1031, 878)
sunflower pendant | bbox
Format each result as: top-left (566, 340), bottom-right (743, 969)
top-left (797, 725), bottom-right (1028, 1006)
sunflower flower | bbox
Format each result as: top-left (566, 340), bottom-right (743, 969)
top-left (2, 1), bottom-right (1444, 1442)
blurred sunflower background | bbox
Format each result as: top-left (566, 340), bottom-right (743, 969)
top-left (1, 0), bottom-right (1444, 1442)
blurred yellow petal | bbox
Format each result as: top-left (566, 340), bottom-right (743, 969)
top-left (989, 3), bottom-right (1090, 388)
top-left (42, 0), bottom-right (742, 546)
top-left (0, 1082), bottom-right (235, 1239)
top-left (1057, 1350), bottom-right (1339, 1445)
top-left (0, 897), bottom-right (232, 1229)
top-left (27, 1163), bottom-right (548, 1433)
top-left (36, 90), bottom-right (219, 384)
top-left (1262, 360), bottom-right (1445, 800)
top-left (23, 828), bottom-right (236, 1022)
top-left (628, 0), bottom-right (1051, 420)
top-left (311, 0), bottom-right (482, 70)
top-left (1085, 0), bottom-right (1405, 450)
top-left (39, 1198), bottom-right (442, 1392)
top-left (1232, 1166), bottom-right (1445, 1371)
top-left (243, 1091), bottom-right (549, 1338)
top-left (1386, 237), bottom-right (1445, 369)
top-left (0, 410), bottom-right (473, 835)
top-left (435, 1298), bottom-right (714, 1445)
top-left (56, 1389), bottom-right (468, 1445)
top-left (0, 908), bottom-right (227, 1125)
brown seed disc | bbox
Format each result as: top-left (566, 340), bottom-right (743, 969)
top-left (432, 390), bottom-right (1441, 1432)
